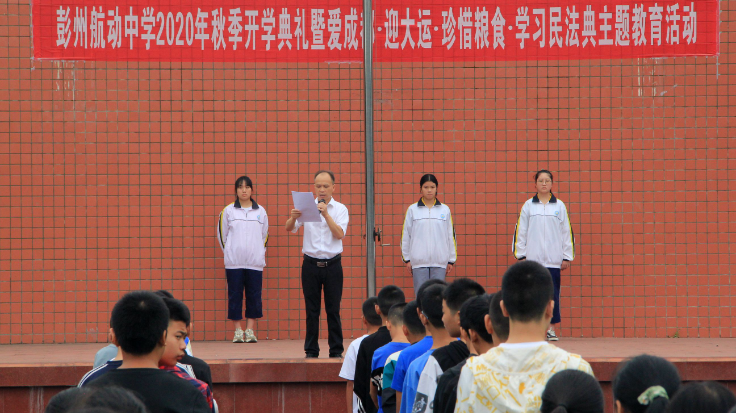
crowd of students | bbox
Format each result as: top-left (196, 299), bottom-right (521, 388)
top-left (341, 260), bottom-right (736, 413)
top-left (41, 259), bottom-right (736, 413)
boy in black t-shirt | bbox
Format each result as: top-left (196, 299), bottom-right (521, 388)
top-left (89, 291), bottom-right (210, 413)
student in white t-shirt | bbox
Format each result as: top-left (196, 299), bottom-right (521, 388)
top-left (340, 297), bottom-right (382, 413)
top-left (455, 260), bottom-right (593, 413)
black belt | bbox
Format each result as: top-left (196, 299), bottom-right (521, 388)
top-left (304, 254), bottom-right (341, 267)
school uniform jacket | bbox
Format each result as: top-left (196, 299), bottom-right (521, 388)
top-left (401, 198), bottom-right (457, 269)
top-left (217, 199), bottom-right (269, 271)
top-left (512, 194), bottom-right (574, 269)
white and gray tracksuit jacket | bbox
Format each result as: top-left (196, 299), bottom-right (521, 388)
top-left (401, 199), bottom-right (457, 269)
top-left (512, 194), bottom-right (574, 269)
top-left (217, 199), bottom-right (269, 271)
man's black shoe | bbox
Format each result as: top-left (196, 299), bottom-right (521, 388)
top-left (305, 354), bottom-right (319, 359)
top-left (329, 353), bottom-right (342, 359)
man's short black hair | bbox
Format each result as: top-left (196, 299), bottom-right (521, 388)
top-left (443, 278), bottom-right (486, 312)
top-left (314, 170), bottom-right (335, 183)
top-left (162, 297), bottom-right (191, 327)
top-left (416, 279), bottom-right (447, 311)
top-left (388, 303), bottom-right (406, 326)
top-left (488, 291), bottom-right (510, 341)
top-left (362, 297), bottom-right (382, 326)
top-left (377, 285), bottom-right (406, 316)
top-left (460, 294), bottom-right (493, 343)
top-left (111, 291), bottom-right (169, 356)
top-left (403, 300), bottom-right (426, 336)
top-left (501, 260), bottom-right (554, 322)
top-left (419, 284), bottom-right (447, 329)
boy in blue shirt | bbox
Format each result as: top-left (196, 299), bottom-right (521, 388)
top-left (370, 303), bottom-right (411, 412)
top-left (381, 301), bottom-right (426, 413)
top-left (390, 280), bottom-right (445, 410)
top-left (402, 284), bottom-right (453, 413)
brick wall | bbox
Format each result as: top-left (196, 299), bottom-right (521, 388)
top-left (1, 0), bottom-right (735, 344)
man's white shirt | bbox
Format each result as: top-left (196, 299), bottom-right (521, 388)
top-left (293, 197), bottom-right (349, 259)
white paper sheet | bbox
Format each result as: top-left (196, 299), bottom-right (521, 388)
top-left (291, 191), bottom-right (322, 223)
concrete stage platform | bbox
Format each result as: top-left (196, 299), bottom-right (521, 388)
top-left (2, 338), bottom-right (736, 413)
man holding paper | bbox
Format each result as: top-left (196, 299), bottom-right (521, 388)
top-left (285, 170), bottom-right (349, 358)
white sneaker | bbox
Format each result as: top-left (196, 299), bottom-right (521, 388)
top-left (546, 329), bottom-right (559, 341)
top-left (244, 329), bottom-right (258, 343)
top-left (232, 328), bottom-right (245, 343)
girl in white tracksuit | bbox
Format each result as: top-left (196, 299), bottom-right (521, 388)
top-left (401, 174), bottom-right (457, 295)
top-left (513, 170), bottom-right (574, 341)
top-left (217, 176), bottom-right (269, 344)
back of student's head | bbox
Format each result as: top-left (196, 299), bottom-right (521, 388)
top-left (362, 297), bottom-right (382, 326)
top-left (443, 278), bottom-right (485, 313)
top-left (45, 387), bottom-right (91, 413)
top-left (161, 297), bottom-right (191, 327)
top-left (377, 285), bottom-right (406, 316)
top-left (488, 291), bottom-right (510, 341)
top-left (419, 284), bottom-right (447, 328)
top-left (403, 300), bottom-right (426, 336)
top-left (459, 294), bottom-right (493, 344)
top-left (416, 279), bottom-right (447, 311)
top-left (667, 381), bottom-right (736, 413)
top-left (110, 291), bottom-right (170, 355)
top-left (501, 260), bottom-right (553, 322)
top-left (613, 354), bottom-right (681, 413)
top-left (541, 370), bottom-right (604, 413)
top-left (388, 303), bottom-right (407, 326)
top-left (74, 386), bottom-right (149, 413)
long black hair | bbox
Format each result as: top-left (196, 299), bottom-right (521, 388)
top-left (541, 370), bottom-right (604, 413)
top-left (234, 175), bottom-right (255, 203)
top-left (613, 355), bottom-right (681, 413)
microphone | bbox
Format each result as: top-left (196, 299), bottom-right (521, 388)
top-left (318, 199), bottom-right (326, 204)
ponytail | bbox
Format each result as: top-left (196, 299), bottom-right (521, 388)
top-left (613, 355), bottom-right (681, 413)
top-left (644, 397), bottom-right (670, 413)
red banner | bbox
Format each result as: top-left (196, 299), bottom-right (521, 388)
top-left (32, 0), bottom-right (718, 61)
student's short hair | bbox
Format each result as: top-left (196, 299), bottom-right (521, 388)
top-left (110, 291), bottom-right (169, 356)
top-left (402, 301), bottom-right (426, 336)
top-left (459, 295), bottom-right (493, 344)
top-left (501, 261), bottom-right (554, 322)
top-left (416, 279), bottom-right (447, 311)
top-left (314, 170), bottom-right (335, 183)
top-left (419, 284), bottom-right (447, 329)
top-left (75, 386), bottom-right (148, 413)
top-left (154, 290), bottom-right (174, 299)
top-left (613, 354), bottom-right (681, 413)
top-left (443, 278), bottom-right (485, 313)
top-left (668, 382), bottom-right (736, 413)
top-left (388, 303), bottom-right (406, 326)
top-left (362, 297), bottom-right (382, 326)
top-left (488, 291), bottom-right (510, 341)
top-left (377, 285), bottom-right (406, 316)
top-left (162, 297), bottom-right (191, 327)
top-left (541, 370), bottom-right (604, 413)
top-left (45, 387), bottom-right (91, 413)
